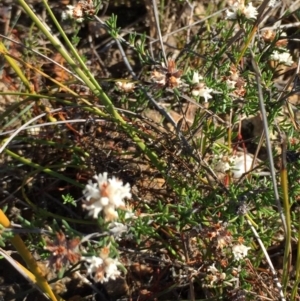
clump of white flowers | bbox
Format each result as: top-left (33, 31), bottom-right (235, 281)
top-left (270, 50), bottom-right (294, 66)
top-left (82, 172), bottom-right (131, 221)
top-left (232, 244), bottom-right (251, 261)
top-left (214, 153), bottom-right (256, 178)
top-left (62, 0), bottom-right (98, 22)
top-left (62, 5), bottom-right (81, 22)
top-left (190, 71), bottom-right (213, 102)
top-left (226, 0), bottom-right (258, 20)
top-left (206, 263), bottom-right (226, 286)
top-left (230, 154), bottom-right (255, 178)
top-left (82, 246), bottom-right (121, 283)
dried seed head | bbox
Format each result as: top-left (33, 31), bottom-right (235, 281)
top-left (151, 59), bottom-right (182, 88)
top-left (262, 29), bottom-right (276, 42)
top-left (45, 231), bottom-right (81, 270)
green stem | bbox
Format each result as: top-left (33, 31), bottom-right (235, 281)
top-left (42, 0), bottom-right (102, 92)
top-left (0, 210), bottom-right (61, 301)
top-left (17, 0), bottom-right (170, 186)
top-left (4, 148), bottom-right (82, 187)
top-left (0, 42), bottom-right (32, 92)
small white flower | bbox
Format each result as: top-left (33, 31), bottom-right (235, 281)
top-left (190, 71), bottom-right (213, 102)
top-left (82, 248), bottom-right (122, 283)
top-left (191, 71), bottom-right (203, 84)
top-left (93, 172), bottom-right (109, 187)
top-left (103, 257), bottom-right (121, 281)
top-left (226, 79), bottom-right (237, 89)
top-left (83, 200), bottom-right (104, 219)
top-left (207, 263), bottom-right (218, 274)
top-left (83, 256), bottom-right (104, 275)
top-left (62, 5), bottom-right (75, 20)
top-left (192, 84), bottom-right (213, 102)
top-left (226, 2), bottom-right (239, 19)
top-left (83, 181), bottom-right (101, 202)
top-left (270, 50), bottom-right (293, 66)
top-left (231, 154), bottom-right (254, 178)
top-left (107, 177), bottom-right (131, 207)
top-left (209, 275), bottom-right (218, 286)
top-left (108, 222), bottom-right (128, 238)
top-left (214, 153), bottom-right (259, 178)
top-left (124, 210), bottom-right (135, 219)
top-left (226, 1), bottom-right (258, 20)
top-left (243, 2), bottom-right (258, 19)
top-left (232, 244), bottom-right (251, 261)
top-left (214, 155), bottom-right (235, 174)
top-left (27, 126), bottom-right (41, 136)
top-left (268, 0), bottom-right (278, 7)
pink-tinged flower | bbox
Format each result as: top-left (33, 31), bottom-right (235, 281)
top-left (62, 4), bottom-right (84, 22)
top-left (83, 246), bottom-right (121, 282)
top-left (83, 172), bottom-right (131, 220)
top-left (102, 257), bottom-right (121, 281)
top-left (62, 0), bottom-right (97, 22)
top-left (203, 222), bottom-right (233, 249)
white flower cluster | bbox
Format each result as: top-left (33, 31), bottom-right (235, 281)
top-left (62, 0), bottom-right (97, 23)
top-left (230, 154), bottom-right (255, 178)
top-left (62, 5), bottom-right (84, 22)
top-left (226, 1), bottom-right (258, 20)
top-left (83, 247), bottom-right (121, 283)
top-left (232, 244), bottom-right (251, 261)
top-left (190, 71), bottom-right (213, 102)
top-left (214, 152), bottom-right (271, 179)
top-left (83, 172), bottom-right (131, 220)
top-left (207, 263), bottom-right (226, 286)
top-left (270, 50), bottom-right (294, 66)
top-left (214, 153), bottom-right (255, 178)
